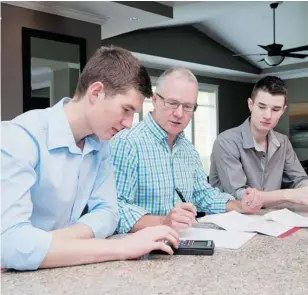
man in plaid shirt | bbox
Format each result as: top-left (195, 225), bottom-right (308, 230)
top-left (111, 68), bottom-right (263, 234)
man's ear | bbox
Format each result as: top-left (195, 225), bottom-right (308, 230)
top-left (281, 104), bottom-right (287, 115)
top-left (87, 82), bottom-right (105, 105)
top-left (248, 98), bottom-right (253, 113)
top-left (152, 93), bottom-right (157, 107)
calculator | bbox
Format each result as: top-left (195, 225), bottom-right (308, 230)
top-left (151, 240), bottom-right (215, 256)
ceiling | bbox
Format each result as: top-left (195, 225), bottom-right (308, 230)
top-left (151, 1), bottom-right (308, 70)
top-left (196, 1), bottom-right (308, 69)
top-left (56, 1), bottom-right (173, 39)
top-left (6, 1), bottom-right (308, 80)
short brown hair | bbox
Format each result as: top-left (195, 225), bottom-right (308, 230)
top-left (251, 76), bottom-right (288, 104)
top-left (75, 46), bottom-right (152, 98)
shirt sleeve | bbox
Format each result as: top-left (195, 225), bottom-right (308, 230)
top-left (282, 137), bottom-right (308, 189)
top-left (110, 138), bottom-right (148, 234)
top-left (77, 145), bottom-right (119, 238)
top-left (192, 147), bottom-right (235, 214)
top-left (210, 136), bottom-right (248, 200)
top-left (1, 123), bottom-right (52, 270)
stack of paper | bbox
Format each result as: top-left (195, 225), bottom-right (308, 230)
top-left (179, 228), bottom-right (257, 250)
top-left (198, 209), bottom-right (308, 237)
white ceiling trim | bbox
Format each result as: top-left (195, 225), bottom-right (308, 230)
top-left (3, 1), bottom-right (109, 25)
top-left (133, 52), bottom-right (259, 83)
top-left (260, 68), bottom-right (308, 81)
top-left (133, 52), bottom-right (308, 83)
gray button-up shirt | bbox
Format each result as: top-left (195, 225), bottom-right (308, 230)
top-left (209, 118), bottom-right (308, 199)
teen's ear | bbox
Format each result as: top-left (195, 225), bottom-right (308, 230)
top-left (248, 98), bottom-right (253, 113)
top-left (87, 82), bottom-right (105, 105)
top-left (281, 104), bottom-right (287, 115)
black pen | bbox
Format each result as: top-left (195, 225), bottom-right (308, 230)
top-left (175, 188), bottom-right (186, 203)
top-left (175, 188), bottom-right (198, 222)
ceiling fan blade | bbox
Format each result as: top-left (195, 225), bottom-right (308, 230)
top-left (283, 53), bottom-right (308, 59)
top-left (233, 53), bottom-right (267, 57)
top-left (282, 45), bottom-right (308, 54)
top-left (258, 45), bottom-right (270, 51)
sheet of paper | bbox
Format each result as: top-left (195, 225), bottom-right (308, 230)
top-left (179, 228), bottom-right (257, 250)
top-left (251, 220), bottom-right (293, 237)
top-left (198, 211), bottom-right (263, 232)
top-left (198, 211), bottom-right (293, 237)
top-left (263, 209), bottom-right (308, 227)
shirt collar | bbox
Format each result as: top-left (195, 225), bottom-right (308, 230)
top-left (241, 118), bottom-right (255, 149)
top-left (85, 135), bottom-right (101, 152)
top-left (144, 112), bottom-right (185, 144)
top-left (241, 117), bottom-right (280, 150)
top-left (268, 129), bottom-right (280, 148)
top-left (47, 98), bottom-right (101, 154)
top-left (253, 138), bottom-right (265, 152)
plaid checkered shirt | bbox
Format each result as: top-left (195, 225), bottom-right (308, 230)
top-left (111, 113), bottom-right (234, 233)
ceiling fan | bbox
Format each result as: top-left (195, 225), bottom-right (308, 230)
top-left (233, 2), bottom-right (308, 66)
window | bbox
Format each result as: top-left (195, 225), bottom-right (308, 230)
top-left (134, 78), bottom-right (218, 174)
top-left (193, 84), bottom-right (218, 174)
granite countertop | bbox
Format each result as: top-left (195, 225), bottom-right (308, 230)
top-left (2, 205), bottom-right (308, 295)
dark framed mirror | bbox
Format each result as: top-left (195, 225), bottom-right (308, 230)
top-left (22, 28), bottom-right (87, 112)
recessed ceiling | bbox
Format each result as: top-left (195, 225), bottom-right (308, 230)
top-left (146, 1), bottom-right (308, 70)
top-left (194, 1), bottom-right (308, 69)
top-left (4, 1), bottom-right (172, 40)
top-left (6, 1), bottom-right (307, 78)
top-left (56, 1), bottom-right (172, 39)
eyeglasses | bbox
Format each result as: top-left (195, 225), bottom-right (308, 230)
top-left (155, 93), bottom-right (198, 112)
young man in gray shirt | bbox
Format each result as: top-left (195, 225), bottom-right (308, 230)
top-left (210, 76), bottom-right (308, 206)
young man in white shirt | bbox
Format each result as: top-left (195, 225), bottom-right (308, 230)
top-left (1, 46), bottom-right (179, 271)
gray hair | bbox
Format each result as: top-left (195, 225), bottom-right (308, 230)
top-left (155, 67), bottom-right (198, 93)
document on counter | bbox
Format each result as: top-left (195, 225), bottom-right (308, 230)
top-left (179, 228), bottom-right (257, 250)
top-left (197, 210), bottom-right (301, 237)
top-left (263, 209), bottom-right (308, 227)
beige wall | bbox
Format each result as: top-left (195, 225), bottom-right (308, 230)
top-left (1, 3), bottom-right (101, 120)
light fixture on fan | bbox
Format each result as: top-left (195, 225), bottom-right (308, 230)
top-left (264, 55), bottom-right (285, 66)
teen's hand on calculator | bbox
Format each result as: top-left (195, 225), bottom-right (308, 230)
top-left (120, 225), bottom-right (179, 259)
top-left (241, 187), bottom-right (263, 214)
top-left (163, 203), bottom-right (197, 230)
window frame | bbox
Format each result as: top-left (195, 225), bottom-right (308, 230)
top-left (22, 27), bottom-right (87, 112)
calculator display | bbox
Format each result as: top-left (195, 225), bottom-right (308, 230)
top-left (193, 241), bottom-right (212, 248)
top-left (180, 240), bottom-right (213, 248)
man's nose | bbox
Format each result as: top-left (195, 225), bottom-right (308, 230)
top-left (174, 105), bottom-right (184, 117)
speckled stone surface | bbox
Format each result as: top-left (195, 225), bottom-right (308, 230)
top-left (2, 206), bottom-right (308, 295)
